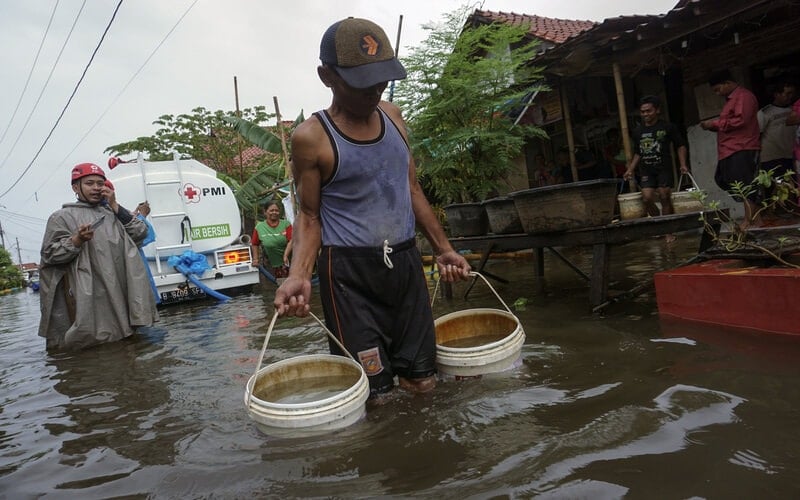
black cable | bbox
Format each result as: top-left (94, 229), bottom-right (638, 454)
top-left (0, 0), bottom-right (124, 200)
top-left (0, 0), bottom-right (60, 148)
top-left (0, 0), bottom-right (87, 172)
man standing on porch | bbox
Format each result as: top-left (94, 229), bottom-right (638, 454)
top-left (623, 95), bottom-right (689, 234)
top-left (700, 70), bottom-right (762, 229)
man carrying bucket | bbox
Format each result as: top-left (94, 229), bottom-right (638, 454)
top-left (624, 95), bottom-right (689, 241)
top-left (274, 17), bottom-right (471, 398)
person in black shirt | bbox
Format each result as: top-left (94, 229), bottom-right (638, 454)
top-left (624, 95), bottom-right (689, 220)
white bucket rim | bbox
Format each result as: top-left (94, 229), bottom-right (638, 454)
top-left (434, 308), bottom-right (522, 354)
top-left (245, 354), bottom-right (367, 411)
top-left (437, 328), bottom-right (526, 366)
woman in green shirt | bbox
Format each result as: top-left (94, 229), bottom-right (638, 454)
top-left (251, 201), bottom-right (292, 279)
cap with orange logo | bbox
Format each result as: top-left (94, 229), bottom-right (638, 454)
top-left (320, 17), bottom-right (407, 89)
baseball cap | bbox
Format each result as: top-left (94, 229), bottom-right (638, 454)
top-left (71, 163), bottom-right (106, 183)
top-left (320, 17), bottom-right (407, 89)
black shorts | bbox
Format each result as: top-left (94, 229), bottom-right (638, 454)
top-left (714, 150), bottom-right (760, 201)
top-left (639, 163), bottom-right (674, 189)
top-left (318, 239), bottom-right (436, 396)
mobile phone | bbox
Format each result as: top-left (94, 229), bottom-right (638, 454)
top-left (90, 215), bottom-right (105, 230)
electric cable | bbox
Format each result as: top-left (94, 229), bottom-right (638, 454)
top-left (0, 0), bottom-right (87, 172)
top-left (0, 0), bottom-right (60, 148)
top-left (0, 0), bottom-right (124, 200)
top-left (26, 0), bottom-right (199, 203)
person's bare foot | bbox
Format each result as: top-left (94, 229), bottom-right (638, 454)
top-left (398, 375), bottom-right (436, 394)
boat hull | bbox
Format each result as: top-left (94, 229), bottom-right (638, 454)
top-left (655, 258), bottom-right (800, 336)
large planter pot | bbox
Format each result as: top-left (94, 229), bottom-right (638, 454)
top-left (482, 197), bottom-right (523, 234)
top-left (509, 179), bottom-right (618, 233)
top-left (444, 203), bottom-right (489, 237)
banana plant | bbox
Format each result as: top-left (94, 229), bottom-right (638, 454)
top-left (221, 112), bottom-right (305, 215)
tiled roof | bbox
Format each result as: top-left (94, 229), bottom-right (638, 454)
top-left (471, 10), bottom-right (596, 44)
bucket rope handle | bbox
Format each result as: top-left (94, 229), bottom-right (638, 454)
top-left (431, 271), bottom-right (513, 315)
top-left (248, 310), bottom-right (279, 407)
top-left (618, 177), bottom-right (640, 194)
top-left (246, 310), bottom-right (357, 407)
top-left (677, 172), bottom-right (701, 191)
top-left (308, 311), bottom-right (358, 363)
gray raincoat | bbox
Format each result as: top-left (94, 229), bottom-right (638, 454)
top-left (38, 201), bottom-right (158, 349)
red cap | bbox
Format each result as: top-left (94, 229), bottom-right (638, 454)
top-left (71, 163), bottom-right (106, 183)
top-left (104, 179), bottom-right (115, 191)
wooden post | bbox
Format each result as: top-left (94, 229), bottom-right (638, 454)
top-left (612, 63), bottom-right (635, 191)
top-left (273, 96), bottom-right (297, 218)
top-left (234, 76), bottom-right (244, 184)
top-left (560, 83), bottom-right (579, 182)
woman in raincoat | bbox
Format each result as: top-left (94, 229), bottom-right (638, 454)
top-left (38, 163), bottom-right (158, 350)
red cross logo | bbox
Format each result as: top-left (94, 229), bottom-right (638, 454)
top-left (181, 183), bottom-right (201, 203)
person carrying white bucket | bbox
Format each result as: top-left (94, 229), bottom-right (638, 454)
top-left (274, 17), bottom-right (471, 399)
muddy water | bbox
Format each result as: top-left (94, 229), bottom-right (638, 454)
top-left (3, 234), bottom-right (800, 498)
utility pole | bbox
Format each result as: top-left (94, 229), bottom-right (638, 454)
top-left (233, 75), bottom-right (244, 184)
top-left (0, 219), bottom-right (5, 249)
top-left (15, 237), bottom-right (22, 267)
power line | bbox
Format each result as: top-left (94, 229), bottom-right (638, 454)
top-left (0, 0), bottom-right (124, 200)
top-left (27, 0), bottom-right (199, 203)
top-left (0, 0), bottom-right (60, 148)
top-left (0, 0), bottom-right (87, 172)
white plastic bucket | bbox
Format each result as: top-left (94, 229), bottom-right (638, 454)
top-left (673, 172), bottom-right (706, 214)
top-left (244, 312), bottom-right (369, 438)
top-left (244, 354), bottom-right (369, 437)
top-left (618, 192), bottom-right (645, 220)
top-left (432, 273), bottom-right (526, 377)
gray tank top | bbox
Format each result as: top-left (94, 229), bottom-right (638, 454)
top-left (314, 108), bottom-right (415, 247)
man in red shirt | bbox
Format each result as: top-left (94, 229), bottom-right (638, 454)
top-left (701, 70), bottom-right (761, 228)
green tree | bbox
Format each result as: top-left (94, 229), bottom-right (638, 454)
top-left (0, 247), bottom-right (23, 289)
top-left (394, 7), bottom-right (547, 204)
top-left (104, 106), bottom-right (278, 182)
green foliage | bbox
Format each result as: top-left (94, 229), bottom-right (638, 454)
top-left (394, 6), bottom-right (548, 204)
top-left (106, 107), bottom-right (308, 215)
top-left (0, 247), bottom-right (24, 289)
top-left (104, 106), bottom-right (278, 181)
top-left (221, 162), bottom-right (287, 218)
top-left (223, 112), bottom-right (305, 154)
top-left (701, 168), bottom-right (800, 266)
top-left (223, 113), bottom-right (306, 216)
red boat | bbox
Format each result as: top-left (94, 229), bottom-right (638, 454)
top-left (655, 257), bottom-right (800, 336)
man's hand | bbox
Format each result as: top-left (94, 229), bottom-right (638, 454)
top-left (436, 250), bottom-right (471, 282)
top-left (680, 164), bottom-right (690, 174)
top-left (274, 276), bottom-right (312, 317)
top-left (623, 167), bottom-right (635, 181)
top-left (71, 224), bottom-right (95, 247)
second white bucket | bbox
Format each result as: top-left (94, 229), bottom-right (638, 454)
top-left (433, 272), bottom-right (526, 377)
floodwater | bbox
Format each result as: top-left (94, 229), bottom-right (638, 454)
top-left (3, 234), bottom-right (800, 498)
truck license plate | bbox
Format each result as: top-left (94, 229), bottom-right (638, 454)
top-left (160, 286), bottom-right (206, 304)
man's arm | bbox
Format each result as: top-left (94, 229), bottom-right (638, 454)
top-left (677, 145), bottom-right (689, 173)
top-left (274, 119), bottom-right (324, 316)
top-left (669, 123), bottom-right (689, 173)
top-left (623, 154), bottom-right (641, 180)
top-left (786, 105), bottom-right (800, 126)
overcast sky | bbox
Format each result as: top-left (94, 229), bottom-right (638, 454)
top-left (0, 0), bottom-right (677, 263)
